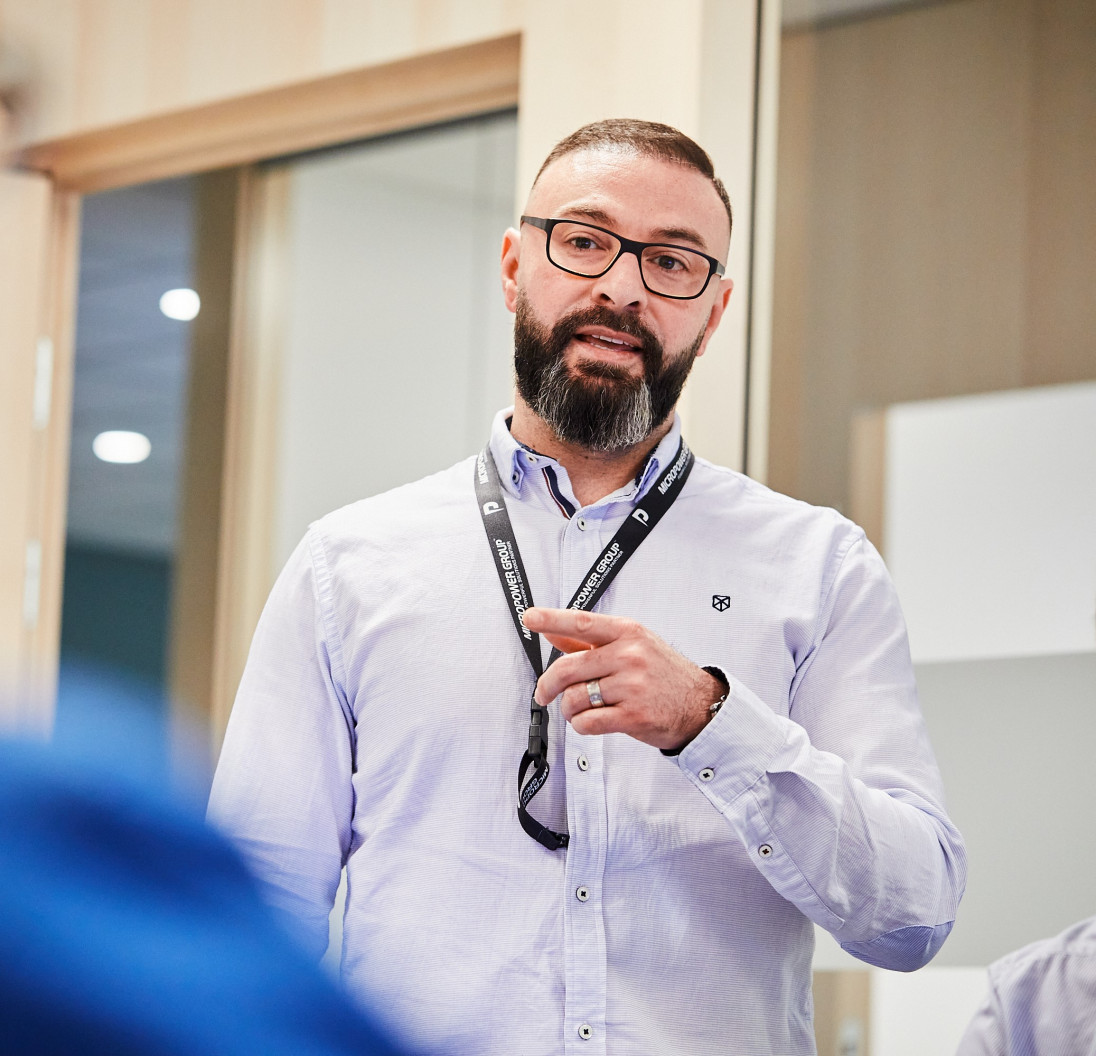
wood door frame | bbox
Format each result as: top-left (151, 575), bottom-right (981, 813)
top-left (19, 36), bottom-right (521, 192)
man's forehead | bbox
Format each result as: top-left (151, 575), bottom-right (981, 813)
top-left (526, 146), bottom-right (730, 251)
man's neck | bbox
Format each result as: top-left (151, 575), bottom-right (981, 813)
top-left (509, 397), bottom-right (673, 508)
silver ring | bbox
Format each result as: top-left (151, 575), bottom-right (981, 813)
top-left (586, 679), bottom-right (604, 708)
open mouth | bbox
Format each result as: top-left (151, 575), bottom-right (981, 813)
top-left (573, 328), bottom-right (643, 354)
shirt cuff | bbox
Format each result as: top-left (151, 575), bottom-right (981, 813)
top-left (670, 670), bottom-right (790, 808)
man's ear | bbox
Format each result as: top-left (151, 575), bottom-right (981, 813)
top-left (500, 227), bottom-right (521, 314)
top-left (694, 277), bottom-right (734, 359)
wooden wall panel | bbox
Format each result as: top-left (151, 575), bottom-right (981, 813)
top-left (768, 0), bottom-right (1095, 516)
top-left (0, 0), bottom-right (523, 148)
top-left (1023, 0), bottom-right (1096, 386)
top-left (0, 172), bottom-right (78, 730)
top-left (0, 173), bottom-right (50, 714)
top-left (167, 169), bottom-right (239, 754)
top-left (21, 35), bottom-right (521, 192)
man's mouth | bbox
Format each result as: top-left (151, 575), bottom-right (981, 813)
top-left (573, 328), bottom-right (644, 354)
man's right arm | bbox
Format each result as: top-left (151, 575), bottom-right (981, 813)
top-left (207, 529), bottom-right (355, 961)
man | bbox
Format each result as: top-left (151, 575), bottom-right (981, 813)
top-left (956, 917), bottom-right (1096, 1055)
top-left (209, 119), bottom-right (966, 1055)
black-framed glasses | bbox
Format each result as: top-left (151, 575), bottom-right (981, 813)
top-left (520, 215), bottom-right (725, 300)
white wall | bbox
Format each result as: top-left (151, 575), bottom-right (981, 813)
top-left (885, 382), bottom-right (1096, 664)
top-left (871, 967), bottom-right (988, 1056)
top-left (273, 112), bottom-right (517, 567)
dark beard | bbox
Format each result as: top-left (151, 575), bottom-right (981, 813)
top-left (513, 295), bottom-right (703, 452)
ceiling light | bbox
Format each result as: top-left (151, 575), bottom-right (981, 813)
top-left (92, 430), bottom-right (151, 464)
top-left (159, 287), bottom-right (200, 321)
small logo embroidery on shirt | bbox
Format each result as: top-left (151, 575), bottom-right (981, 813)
top-left (712, 594), bottom-right (731, 612)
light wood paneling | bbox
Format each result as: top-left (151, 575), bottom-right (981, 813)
top-left (848, 408), bottom-right (886, 554)
top-left (0, 171), bottom-right (78, 730)
top-left (0, 172), bottom-right (50, 715)
top-left (20, 34), bottom-right (521, 192)
top-left (209, 166), bottom-right (289, 753)
top-left (813, 970), bottom-right (871, 1056)
top-left (1023, 0), bottom-right (1096, 386)
top-left (0, 0), bottom-right (522, 147)
top-left (766, 29), bottom-right (814, 502)
top-left (167, 169), bottom-right (240, 755)
top-left (769, 0), bottom-right (1095, 516)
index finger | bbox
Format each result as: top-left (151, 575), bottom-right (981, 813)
top-left (521, 607), bottom-right (630, 647)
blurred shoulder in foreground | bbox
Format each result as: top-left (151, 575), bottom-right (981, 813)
top-left (0, 663), bottom-right (406, 1056)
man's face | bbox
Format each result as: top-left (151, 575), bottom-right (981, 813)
top-left (501, 148), bottom-right (733, 450)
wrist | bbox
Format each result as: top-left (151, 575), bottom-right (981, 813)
top-left (662, 665), bottom-right (730, 757)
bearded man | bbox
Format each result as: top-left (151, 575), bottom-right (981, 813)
top-left (208, 119), bottom-right (966, 1056)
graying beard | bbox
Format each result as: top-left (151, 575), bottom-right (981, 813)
top-left (534, 359), bottom-right (654, 452)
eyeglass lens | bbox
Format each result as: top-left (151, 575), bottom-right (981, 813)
top-left (546, 221), bottom-right (711, 298)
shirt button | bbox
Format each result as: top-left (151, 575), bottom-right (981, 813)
top-left (511, 472), bottom-right (520, 484)
top-left (577, 754), bottom-right (589, 771)
top-left (576, 886), bottom-right (589, 902)
top-left (578, 1024), bottom-right (593, 1041)
top-left (527, 453), bottom-right (539, 463)
top-left (576, 516), bottom-right (587, 530)
top-left (699, 767), bottom-right (715, 782)
top-left (758, 843), bottom-right (774, 858)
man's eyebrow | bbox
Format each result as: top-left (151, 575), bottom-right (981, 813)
top-left (557, 208), bottom-right (711, 252)
top-left (651, 226), bottom-right (709, 251)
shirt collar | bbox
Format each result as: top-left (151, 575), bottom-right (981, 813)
top-left (486, 407), bottom-right (685, 505)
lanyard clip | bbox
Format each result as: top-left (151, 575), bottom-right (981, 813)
top-left (528, 699), bottom-right (549, 761)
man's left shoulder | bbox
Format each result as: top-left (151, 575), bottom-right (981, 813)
top-left (686, 454), bottom-right (865, 548)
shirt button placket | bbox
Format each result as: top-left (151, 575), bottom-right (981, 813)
top-left (561, 504), bottom-right (608, 1054)
top-left (563, 728), bottom-right (607, 1054)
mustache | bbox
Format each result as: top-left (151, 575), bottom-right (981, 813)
top-left (551, 306), bottom-right (660, 356)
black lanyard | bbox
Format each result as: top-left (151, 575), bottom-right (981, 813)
top-left (474, 437), bottom-right (694, 851)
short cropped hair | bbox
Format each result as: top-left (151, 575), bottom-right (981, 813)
top-left (534, 118), bottom-right (733, 236)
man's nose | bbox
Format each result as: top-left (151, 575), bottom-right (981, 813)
top-left (589, 248), bottom-right (648, 308)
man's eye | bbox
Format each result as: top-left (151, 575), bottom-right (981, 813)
top-left (650, 253), bottom-right (689, 272)
top-left (568, 236), bottom-right (598, 251)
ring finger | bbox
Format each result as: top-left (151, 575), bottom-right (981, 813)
top-left (561, 675), bottom-right (618, 721)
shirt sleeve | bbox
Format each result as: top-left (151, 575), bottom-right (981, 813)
top-left (675, 532), bottom-right (967, 971)
top-left (207, 528), bottom-right (354, 962)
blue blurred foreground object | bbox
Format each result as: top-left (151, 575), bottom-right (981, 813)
top-left (0, 665), bottom-right (406, 1056)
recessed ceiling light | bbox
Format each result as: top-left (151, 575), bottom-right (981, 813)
top-left (159, 287), bottom-right (200, 321)
top-left (92, 430), bottom-right (151, 464)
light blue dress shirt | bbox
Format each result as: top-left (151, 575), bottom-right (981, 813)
top-left (208, 409), bottom-right (966, 1056)
top-left (957, 917), bottom-right (1096, 1055)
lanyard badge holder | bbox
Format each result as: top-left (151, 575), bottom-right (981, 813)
top-left (475, 439), bottom-right (694, 852)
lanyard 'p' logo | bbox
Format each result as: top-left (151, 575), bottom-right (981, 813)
top-left (631, 508), bottom-right (649, 526)
top-left (482, 501), bottom-right (502, 515)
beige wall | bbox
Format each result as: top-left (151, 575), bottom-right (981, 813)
top-left (768, 0), bottom-right (1096, 515)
